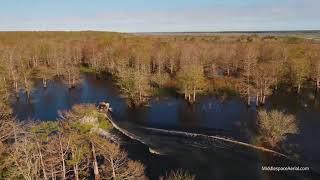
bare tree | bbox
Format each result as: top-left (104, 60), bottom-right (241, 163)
top-left (288, 46), bottom-right (311, 93)
top-left (7, 133), bottom-right (40, 180)
top-left (117, 67), bottom-right (151, 106)
top-left (61, 44), bottom-right (82, 89)
top-left (161, 169), bottom-right (195, 180)
top-left (257, 110), bottom-right (298, 148)
top-left (241, 46), bottom-right (258, 106)
top-left (96, 140), bottom-right (146, 180)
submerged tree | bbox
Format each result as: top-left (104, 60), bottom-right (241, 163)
top-left (161, 169), bottom-right (195, 180)
top-left (116, 67), bottom-right (151, 106)
top-left (252, 62), bottom-right (277, 106)
top-left (34, 65), bottom-right (54, 88)
top-left (257, 110), bottom-right (298, 148)
top-left (3, 48), bottom-right (21, 98)
top-left (288, 47), bottom-right (311, 93)
top-left (16, 51), bottom-right (35, 100)
top-left (241, 46), bottom-right (259, 106)
top-left (310, 49), bottom-right (320, 93)
top-left (177, 63), bottom-right (206, 103)
top-left (61, 45), bottom-right (82, 89)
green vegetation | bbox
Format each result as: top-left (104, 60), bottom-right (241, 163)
top-left (210, 86), bottom-right (239, 97)
top-left (98, 114), bottom-right (113, 130)
top-left (207, 78), bottom-right (240, 97)
top-left (284, 36), bottom-right (304, 43)
top-left (29, 121), bottom-right (59, 141)
top-left (154, 87), bottom-right (178, 97)
top-left (79, 65), bottom-right (96, 74)
top-left (63, 104), bottom-right (113, 132)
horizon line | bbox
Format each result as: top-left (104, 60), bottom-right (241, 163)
top-left (0, 29), bottom-right (320, 33)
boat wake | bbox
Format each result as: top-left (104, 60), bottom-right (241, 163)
top-left (106, 112), bottom-right (320, 177)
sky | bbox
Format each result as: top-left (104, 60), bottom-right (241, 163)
top-left (0, 0), bottom-right (319, 32)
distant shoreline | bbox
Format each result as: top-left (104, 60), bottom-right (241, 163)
top-left (0, 30), bottom-right (319, 40)
top-left (0, 30), bottom-right (319, 34)
top-left (133, 30), bottom-right (320, 36)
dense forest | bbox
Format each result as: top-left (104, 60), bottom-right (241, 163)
top-left (0, 31), bottom-right (319, 179)
top-left (1, 32), bottom-right (319, 108)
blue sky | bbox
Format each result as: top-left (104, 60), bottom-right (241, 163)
top-left (0, 0), bottom-right (319, 32)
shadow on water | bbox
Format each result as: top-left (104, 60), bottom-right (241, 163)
top-left (267, 89), bottom-right (320, 170)
top-left (11, 74), bottom-right (320, 180)
top-left (110, 119), bottom-right (319, 180)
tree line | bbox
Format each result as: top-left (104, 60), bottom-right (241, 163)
top-left (0, 32), bottom-right (319, 107)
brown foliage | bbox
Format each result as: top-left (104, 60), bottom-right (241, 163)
top-left (257, 110), bottom-right (298, 148)
top-left (0, 32), bottom-right (319, 105)
top-left (161, 169), bottom-right (195, 180)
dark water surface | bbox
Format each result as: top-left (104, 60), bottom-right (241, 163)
top-left (11, 74), bottom-right (320, 180)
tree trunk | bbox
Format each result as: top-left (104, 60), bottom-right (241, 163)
top-left (51, 169), bottom-right (55, 180)
top-left (13, 126), bottom-right (17, 144)
top-left (68, 72), bottom-right (72, 89)
top-left (317, 78), bottom-right (320, 92)
top-left (43, 78), bottom-right (47, 88)
top-left (24, 76), bottom-right (27, 89)
top-left (158, 60), bottom-right (161, 75)
top-left (14, 81), bottom-right (19, 98)
top-left (262, 83), bottom-right (267, 105)
top-left (91, 143), bottom-right (100, 180)
top-left (74, 164), bottom-right (79, 180)
top-left (110, 156), bottom-right (116, 179)
top-left (256, 93), bottom-right (259, 107)
top-left (247, 86), bottom-right (250, 106)
top-left (297, 84), bottom-right (301, 93)
top-left (72, 75), bottom-right (75, 88)
top-left (193, 87), bottom-right (196, 102)
top-left (260, 88), bottom-right (263, 103)
top-left (26, 91), bottom-right (30, 102)
top-left (37, 142), bottom-right (48, 180)
top-left (60, 155), bottom-right (66, 179)
top-left (24, 76), bottom-right (30, 101)
top-left (262, 95), bottom-right (266, 105)
top-left (59, 136), bottom-right (66, 180)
